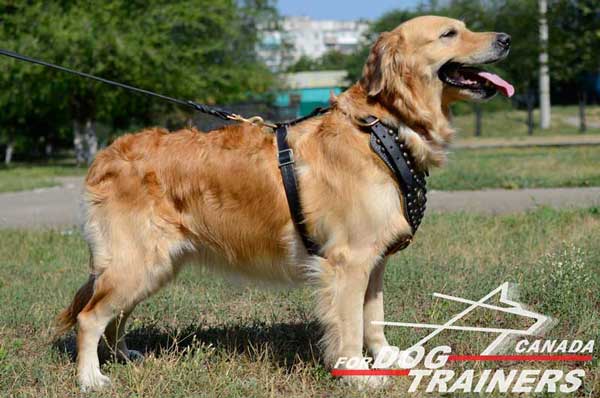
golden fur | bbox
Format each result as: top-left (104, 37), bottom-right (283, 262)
top-left (57, 16), bottom-right (510, 390)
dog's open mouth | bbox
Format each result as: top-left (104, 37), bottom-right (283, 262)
top-left (438, 63), bottom-right (515, 98)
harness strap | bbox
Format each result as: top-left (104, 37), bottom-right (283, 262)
top-left (275, 125), bottom-right (322, 256)
top-left (363, 116), bottom-right (428, 244)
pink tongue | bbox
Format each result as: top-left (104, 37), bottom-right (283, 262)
top-left (477, 72), bottom-right (515, 97)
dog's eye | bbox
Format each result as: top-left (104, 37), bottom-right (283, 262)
top-left (440, 29), bottom-right (458, 39)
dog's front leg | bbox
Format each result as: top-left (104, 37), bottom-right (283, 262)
top-left (312, 250), bottom-right (387, 388)
top-left (363, 259), bottom-right (390, 357)
top-left (363, 258), bottom-right (400, 368)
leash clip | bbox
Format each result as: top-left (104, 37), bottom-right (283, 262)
top-left (278, 148), bottom-right (294, 168)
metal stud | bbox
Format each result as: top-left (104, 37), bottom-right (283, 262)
top-left (376, 139), bottom-right (381, 145)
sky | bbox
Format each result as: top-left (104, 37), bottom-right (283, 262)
top-left (277, 0), bottom-right (420, 21)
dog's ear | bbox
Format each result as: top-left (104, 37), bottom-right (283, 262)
top-left (361, 31), bottom-right (405, 97)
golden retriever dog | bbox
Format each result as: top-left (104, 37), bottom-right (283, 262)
top-left (57, 16), bottom-right (512, 391)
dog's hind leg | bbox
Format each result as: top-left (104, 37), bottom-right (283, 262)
top-left (75, 228), bottom-right (181, 392)
top-left (101, 310), bottom-right (143, 362)
top-left (76, 253), bottom-right (177, 392)
top-left (76, 275), bottom-right (117, 392)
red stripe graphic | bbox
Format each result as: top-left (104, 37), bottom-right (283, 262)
top-left (331, 355), bottom-right (593, 376)
top-left (331, 369), bottom-right (410, 376)
top-left (448, 354), bottom-right (593, 362)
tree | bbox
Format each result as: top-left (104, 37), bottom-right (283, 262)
top-left (548, 0), bottom-right (600, 132)
top-left (286, 55), bottom-right (322, 72)
top-left (0, 1), bottom-right (277, 164)
top-left (0, 2), bottom-right (70, 164)
top-left (286, 50), bottom-right (359, 75)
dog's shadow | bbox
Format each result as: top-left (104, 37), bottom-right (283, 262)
top-left (54, 321), bottom-right (323, 371)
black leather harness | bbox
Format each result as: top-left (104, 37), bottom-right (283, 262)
top-left (275, 113), bottom-right (428, 257)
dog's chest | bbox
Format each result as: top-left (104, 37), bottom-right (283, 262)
top-left (359, 176), bottom-right (412, 249)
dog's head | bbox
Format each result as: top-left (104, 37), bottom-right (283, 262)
top-left (362, 15), bottom-right (513, 103)
top-left (359, 15), bottom-right (513, 166)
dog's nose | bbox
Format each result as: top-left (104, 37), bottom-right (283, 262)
top-left (496, 33), bottom-right (511, 49)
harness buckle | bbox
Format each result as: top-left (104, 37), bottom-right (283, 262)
top-left (278, 148), bottom-right (295, 168)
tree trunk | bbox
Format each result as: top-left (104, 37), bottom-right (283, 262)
top-left (578, 90), bottom-right (587, 133)
top-left (84, 119), bottom-right (98, 165)
top-left (527, 91), bottom-right (535, 135)
top-left (474, 104), bottom-right (482, 137)
top-left (73, 120), bottom-right (86, 167)
top-left (4, 140), bottom-right (14, 165)
top-left (539, 0), bottom-right (551, 129)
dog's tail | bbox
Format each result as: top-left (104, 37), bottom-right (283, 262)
top-left (55, 274), bottom-right (96, 335)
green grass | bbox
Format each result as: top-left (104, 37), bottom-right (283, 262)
top-left (0, 207), bottom-right (598, 397)
top-left (452, 104), bottom-right (600, 138)
top-left (430, 145), bottom-right (600, 190)
top-left (0, 164), bottom-right (86, 193)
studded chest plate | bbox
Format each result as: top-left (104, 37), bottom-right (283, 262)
top-left (363, 117), bottom-right (428, 252)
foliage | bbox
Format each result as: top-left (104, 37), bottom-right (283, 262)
top-left (287, 51), bottom-right (351, 73)
top-left (548, 0), bottom-right (600, 85)
top-left (0, 1), bottom-right (277, 158)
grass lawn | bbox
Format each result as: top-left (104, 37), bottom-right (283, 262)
top-left (429, 145), bottom-right (600, 190)
top-left (0, 207), bottom-right (598, 397)
top-left (0, 164), bottom-right (86, 193)
top-left (452, 104), bottom-right (600, 138)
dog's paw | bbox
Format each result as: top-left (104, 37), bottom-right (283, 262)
top-left (372, 345), bottom-right (402, 368)
top-left (79, 370), bottom-right (111, 392)
top-left (335, 358), bottom-right (389, 389)
top-left (341, 374), bottom-right (389, 389)
top-left (373, 345), bottom-right (420, 369)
